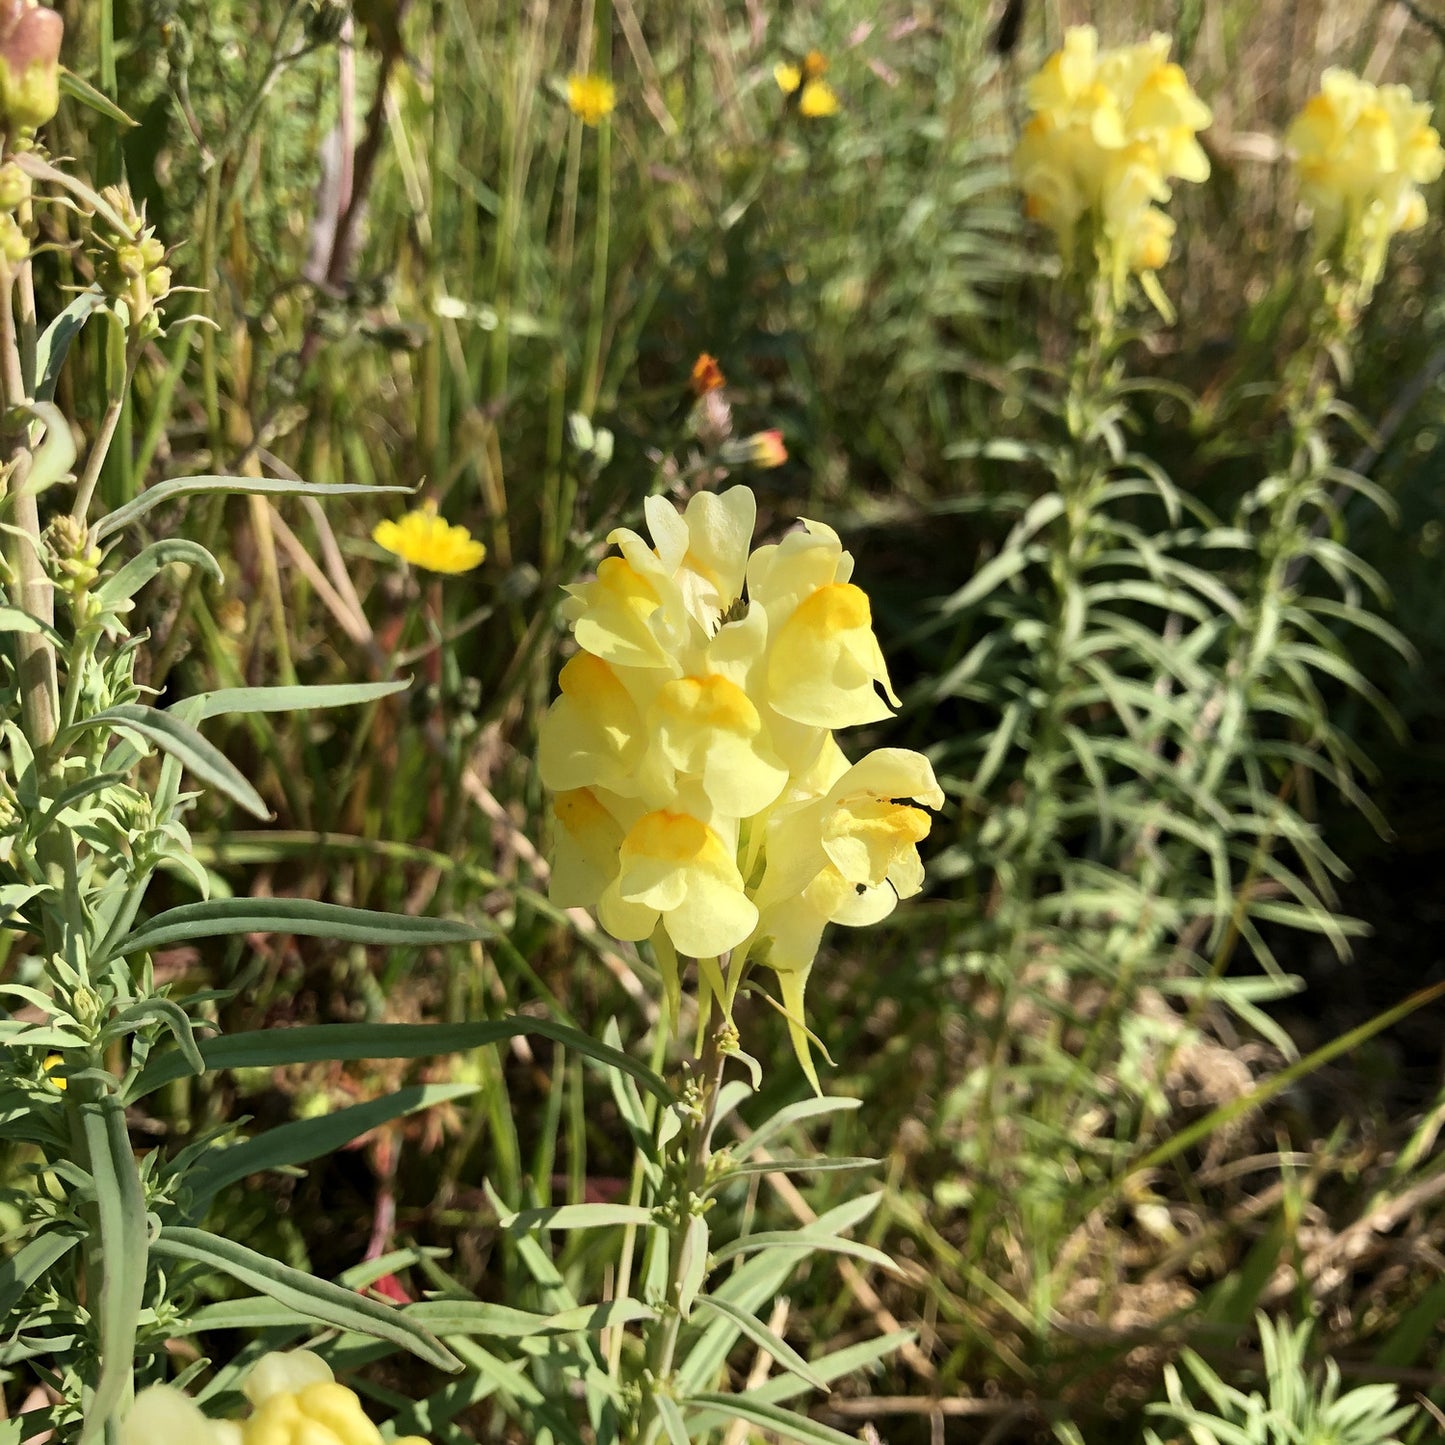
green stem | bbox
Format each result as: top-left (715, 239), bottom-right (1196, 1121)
top-left (637, 1011), bottom-right (724, 1445)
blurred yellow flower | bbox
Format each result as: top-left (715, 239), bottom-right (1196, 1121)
top-left (1012, 25), bottom-right (1211, 296)
top-left (243, 1351), bottom-right (428, 1445)
top-left (123, 1352), bottom-right (428, 1445)
top-left (1287, 67), bottom-right (1443, 293)
top-left (43, 1051), bottom-right (65, 1090)
top-left (540, 486), bottom-right (939, 1086)
top-left (123, 1386), bottom-right (240, 1445)
top-left (373, 502), bottom-right (485, 575)
top-left (774, 55), bottom-right (840, 118)
top-left (567, 72), bottom-right (616, 126)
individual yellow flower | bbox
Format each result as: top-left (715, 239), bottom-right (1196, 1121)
top-left (42, 1051), bottom-right (65, 1090)
top-left (1287, 67), bottom-right (1443, 294)
top-left (599, 809), bottom-right (758, 958)
top-left (538, 651), bottom-right (648, 794)
top-left (690, 352), bottom-right (725, 395)
top-left (747, 518), bottom-right (900, 730)
top-left (567, 72), bottom-right (616, 126)
top-left (549, 786), bottom-right (636, 909)
top-left (372, 501), bottom-right (485, 575)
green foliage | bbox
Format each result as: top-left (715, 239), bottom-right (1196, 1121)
top-left (1145, 1315), bottom-right (1419, 1445)
top-left (3, 1), bottom-right (1444, 1442)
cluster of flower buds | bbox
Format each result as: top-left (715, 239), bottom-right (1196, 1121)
top-left (1011, 26), bottom-right (1212, 295)
top-left (123, 1350), bottom-right (430, 1445)
top-left (539, 486), bottom-right (940, 1083)
top-left (1287, 68), bottom-right (1444, 298)
top-left (0, 159), bottom-right (29, 264)
top-left (44, 513), bottom-right (101, 618)
top-left (93, 184), bottom-right (173, 332)
top-left (0, 1), bottom-right (61, 135)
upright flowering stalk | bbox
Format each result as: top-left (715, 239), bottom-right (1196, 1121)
top-left (540, 486), bottom-right (935, 1443)
top-left (1012, 26), bottom-right (1211, 308)
top-left (540, 485), bottom-right (939, 1087)
top-left (1188, 72), bottom-right (1443, 813)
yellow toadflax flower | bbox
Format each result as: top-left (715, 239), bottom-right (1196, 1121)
top-left (373, 501), bottom-right (486, 575)
top-left (1287, 67), bottom-right (1443, 295)
top-left (243, 1350), bottom-right (430, 1445)
top-left (539, 486), bottom-right (939, 1086)
top-left (1012, 25), bottom-right (1211, 298)
top-left (122, 1351), bottom-right (430, 1445)
top-left (567, 72), bottom-right (616, 126)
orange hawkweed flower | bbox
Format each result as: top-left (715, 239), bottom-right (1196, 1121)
top-left (690, 353), bottom-right (726, 395)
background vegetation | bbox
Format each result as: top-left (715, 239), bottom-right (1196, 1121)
top-left (11, 0), bottom-right (1445, 1438)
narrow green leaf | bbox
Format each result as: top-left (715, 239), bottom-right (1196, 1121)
top-left (0, 1231), bottom-right (82, 1321)
top-left (189, 680), bottom-right (409, 721)
top-left (0, 607), bottom-right (42, 634)
top-left (722, 1333), bottom-right (914, 1411)
top-left (654, 1395), bottom-right (690, 1445)
top-left (34, 288), bottom-right (108, 402)
top-left (94, 477), bottom-right (409, 541)
top-left (686, 1394), bottom-right (863, 1445)
top-left (709, 1230), bottom-right (900, 1274)
top-left (151, 1226), bottom-right (459, 1371)
top-left (95, 540), bottom-right (224, 607)
top-left (188, 1082), bottom-right (481, 1206)
top-left (407, 1297), bottom-right (655, 1337)
top-left (706, 1156), bottom-right (878, 1192)
top-left (60, 67), bottom-right (137, 125)
top-left (63, 704), bottom-right (268, 820)
top-left (499, 1202), bottom-right (655, 1231)
top-left (126, 1019), bottom-right (669, 1104)
top-left (731, 1096), bottom-right (861, 1160)
top-left (80, 1099), bottom-right (149, 1442)
top-left (694, 1296), bottom-right (827, 1389)
top-left (110, 897), bottom-right (485, 962)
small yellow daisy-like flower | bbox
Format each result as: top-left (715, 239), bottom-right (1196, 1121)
top-left (373, 502), bottom-right (486, 575)
top-left (567, 73), bottom-right (616, 126)
top-left (690, 352), bottom-right (725, 395)
top-left (799, 80), bottom-right (839, 118)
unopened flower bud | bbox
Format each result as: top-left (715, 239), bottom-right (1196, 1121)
top-left (98, 182), bottom-right (142, 236)
top-left (45, 513), bottom-right (101, 594)
top-left (145, 264), bottom-right (171, 299)
top-left (0, 211), bottom-right (27, 264)
top-left (0, 1), bottom-right (61, 132)
top-left (0, 161), bottom-right (28, 210)
top-left (723, 429), bottom-right (788, 468)
top-left (115, 243), bottom-right (145, 279)
top-left (139, 235), bottom-right (166, 269)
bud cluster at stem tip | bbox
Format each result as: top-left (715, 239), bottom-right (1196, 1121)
top-left (539, 486), bottom-right (941, 1085)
